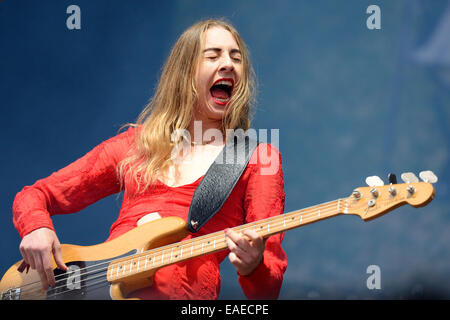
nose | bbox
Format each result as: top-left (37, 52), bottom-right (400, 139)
top-left (219, 55), bottom-right (234, 72)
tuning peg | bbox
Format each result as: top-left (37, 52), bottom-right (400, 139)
top-left (401, 172), bottom-right (419, 183)
top-left (365, 176), bottom-right (384, 187)
top-left (419, 170), bottom-right (438, 183)
top-left (388, 173), bottom-right (397, 184)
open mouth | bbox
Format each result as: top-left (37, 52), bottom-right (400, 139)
top-left (210, 78), bottom-right (234, 106)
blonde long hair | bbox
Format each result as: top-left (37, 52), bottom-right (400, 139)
top-left (118, 19), bottom-right (256, 194)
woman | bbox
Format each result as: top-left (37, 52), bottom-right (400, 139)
top-left (13, 19), bottom-right (287, 299)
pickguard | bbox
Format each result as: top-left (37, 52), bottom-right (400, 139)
top-left (46, 250), bottom-right (136, 300)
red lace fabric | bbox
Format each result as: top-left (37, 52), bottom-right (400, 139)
top-left (12, 127), bottom-right (287, 299)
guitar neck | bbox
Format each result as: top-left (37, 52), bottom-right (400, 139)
top-left (107, 199), bottom-right (346, 282)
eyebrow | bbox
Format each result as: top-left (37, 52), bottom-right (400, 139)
top-left (203, 47), bottom-right (241, 55)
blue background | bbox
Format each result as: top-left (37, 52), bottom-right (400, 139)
top-left (1, 0), bottom-right (449, 299)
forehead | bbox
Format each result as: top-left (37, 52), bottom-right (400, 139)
top-left (202, 26), bottom-right (239, 50)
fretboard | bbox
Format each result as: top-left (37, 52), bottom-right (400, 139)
top-left (107, 198), bottom-right (347, 282)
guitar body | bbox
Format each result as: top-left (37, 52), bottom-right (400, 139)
top-left (0, 216), bottom-right (188, 300)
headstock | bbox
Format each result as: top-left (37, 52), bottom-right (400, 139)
top-left (343, 171), bottom-right (437, 221)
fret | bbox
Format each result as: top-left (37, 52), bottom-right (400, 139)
top-left (107, 202), bottom-right (348, 283)
top-left (127, 260), bottom-right (131, 275)
top-left (176, 246), bottom-right (181, 261)
top-left (174, 246), bottom-right (180, 262)
top-left (273, 217), bottom-right (281, 232)
top-left (102, 199), bottom-right (354, 283)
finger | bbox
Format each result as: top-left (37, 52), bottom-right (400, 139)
top-left (243, 229), bottom-right (262, 241)
top-left (52, 241), bottom-right (68, 271)
top-left (25, 249), bottom-right (37, 270)
top-left (19, 246), bottom-right (32, 269)
top-left (34, 253), bottom-right (49, 291)
top-left (41, 250), bottom-right (56, 287)
top-left (225, 233), bottom-right (239, 251)
top-left (225, 229), bottom-right (251, 252)
top-left (228, 252), bottom-right (253, 276)
top-left (228, 251), bottom-right (245, 269)
top-left (244, 230), bottom-right (265, 251)
top-left (225, 235), bottom-right (249, 261)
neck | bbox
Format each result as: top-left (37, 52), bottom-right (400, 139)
top-left (187, 117), bottom-right (225, 145)
top-left (106, 198), bottom-right (346, 283)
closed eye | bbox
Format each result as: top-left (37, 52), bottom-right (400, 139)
top-left (203, 47), bottom-right (242, 63)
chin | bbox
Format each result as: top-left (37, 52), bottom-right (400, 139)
top-left (206, 100), bottom-right (228, 117)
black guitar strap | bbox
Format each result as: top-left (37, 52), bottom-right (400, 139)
top-left (187, 132), bottom-right (260, 233)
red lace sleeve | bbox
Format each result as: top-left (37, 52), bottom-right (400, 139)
top-left (12, 128), bottom-right (135, 238)
top-left (238, 143), bottom-right (287, 299)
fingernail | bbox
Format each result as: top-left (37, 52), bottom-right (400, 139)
top-left (17, 261), bottom-right (27, 273)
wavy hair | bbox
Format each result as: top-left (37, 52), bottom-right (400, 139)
top-left (117, 18), bottom-right (256, 194)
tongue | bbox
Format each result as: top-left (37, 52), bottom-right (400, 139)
top-left (210, 87), bottom-right (229, 99)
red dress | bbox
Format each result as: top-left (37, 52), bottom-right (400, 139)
top-left (12, 127), bottom-right (287, 299)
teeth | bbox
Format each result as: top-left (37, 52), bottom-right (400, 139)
top-left (215, 80), bottom-right (233, 87)
top-left (214, 97), bottom-right (229, 102)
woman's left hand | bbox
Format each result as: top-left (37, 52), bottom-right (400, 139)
top-left (225, 228), bottom-right (265, 276)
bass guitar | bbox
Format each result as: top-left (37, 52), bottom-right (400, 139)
top-left (0, 171), bottom-right (437, 300)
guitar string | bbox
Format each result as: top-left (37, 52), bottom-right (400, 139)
top-left (44, 202), bottom-right (345, 300)
top-left (21, 202), bottom-right (347, 299)
top-left (88, 198), bottom-right (341, 278)
top-left (16, 200), bottom-right (344, 300)
top-left (16, 198), bottom-right (342, 292)
top-left (27, 277), bottom-right (111, 300)
top-left (16, 200), bottom-right (344, 299)
top-left (16, 200), bottom-right (345, 299)
top-left (23, 203), bottom-right (345, 300)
